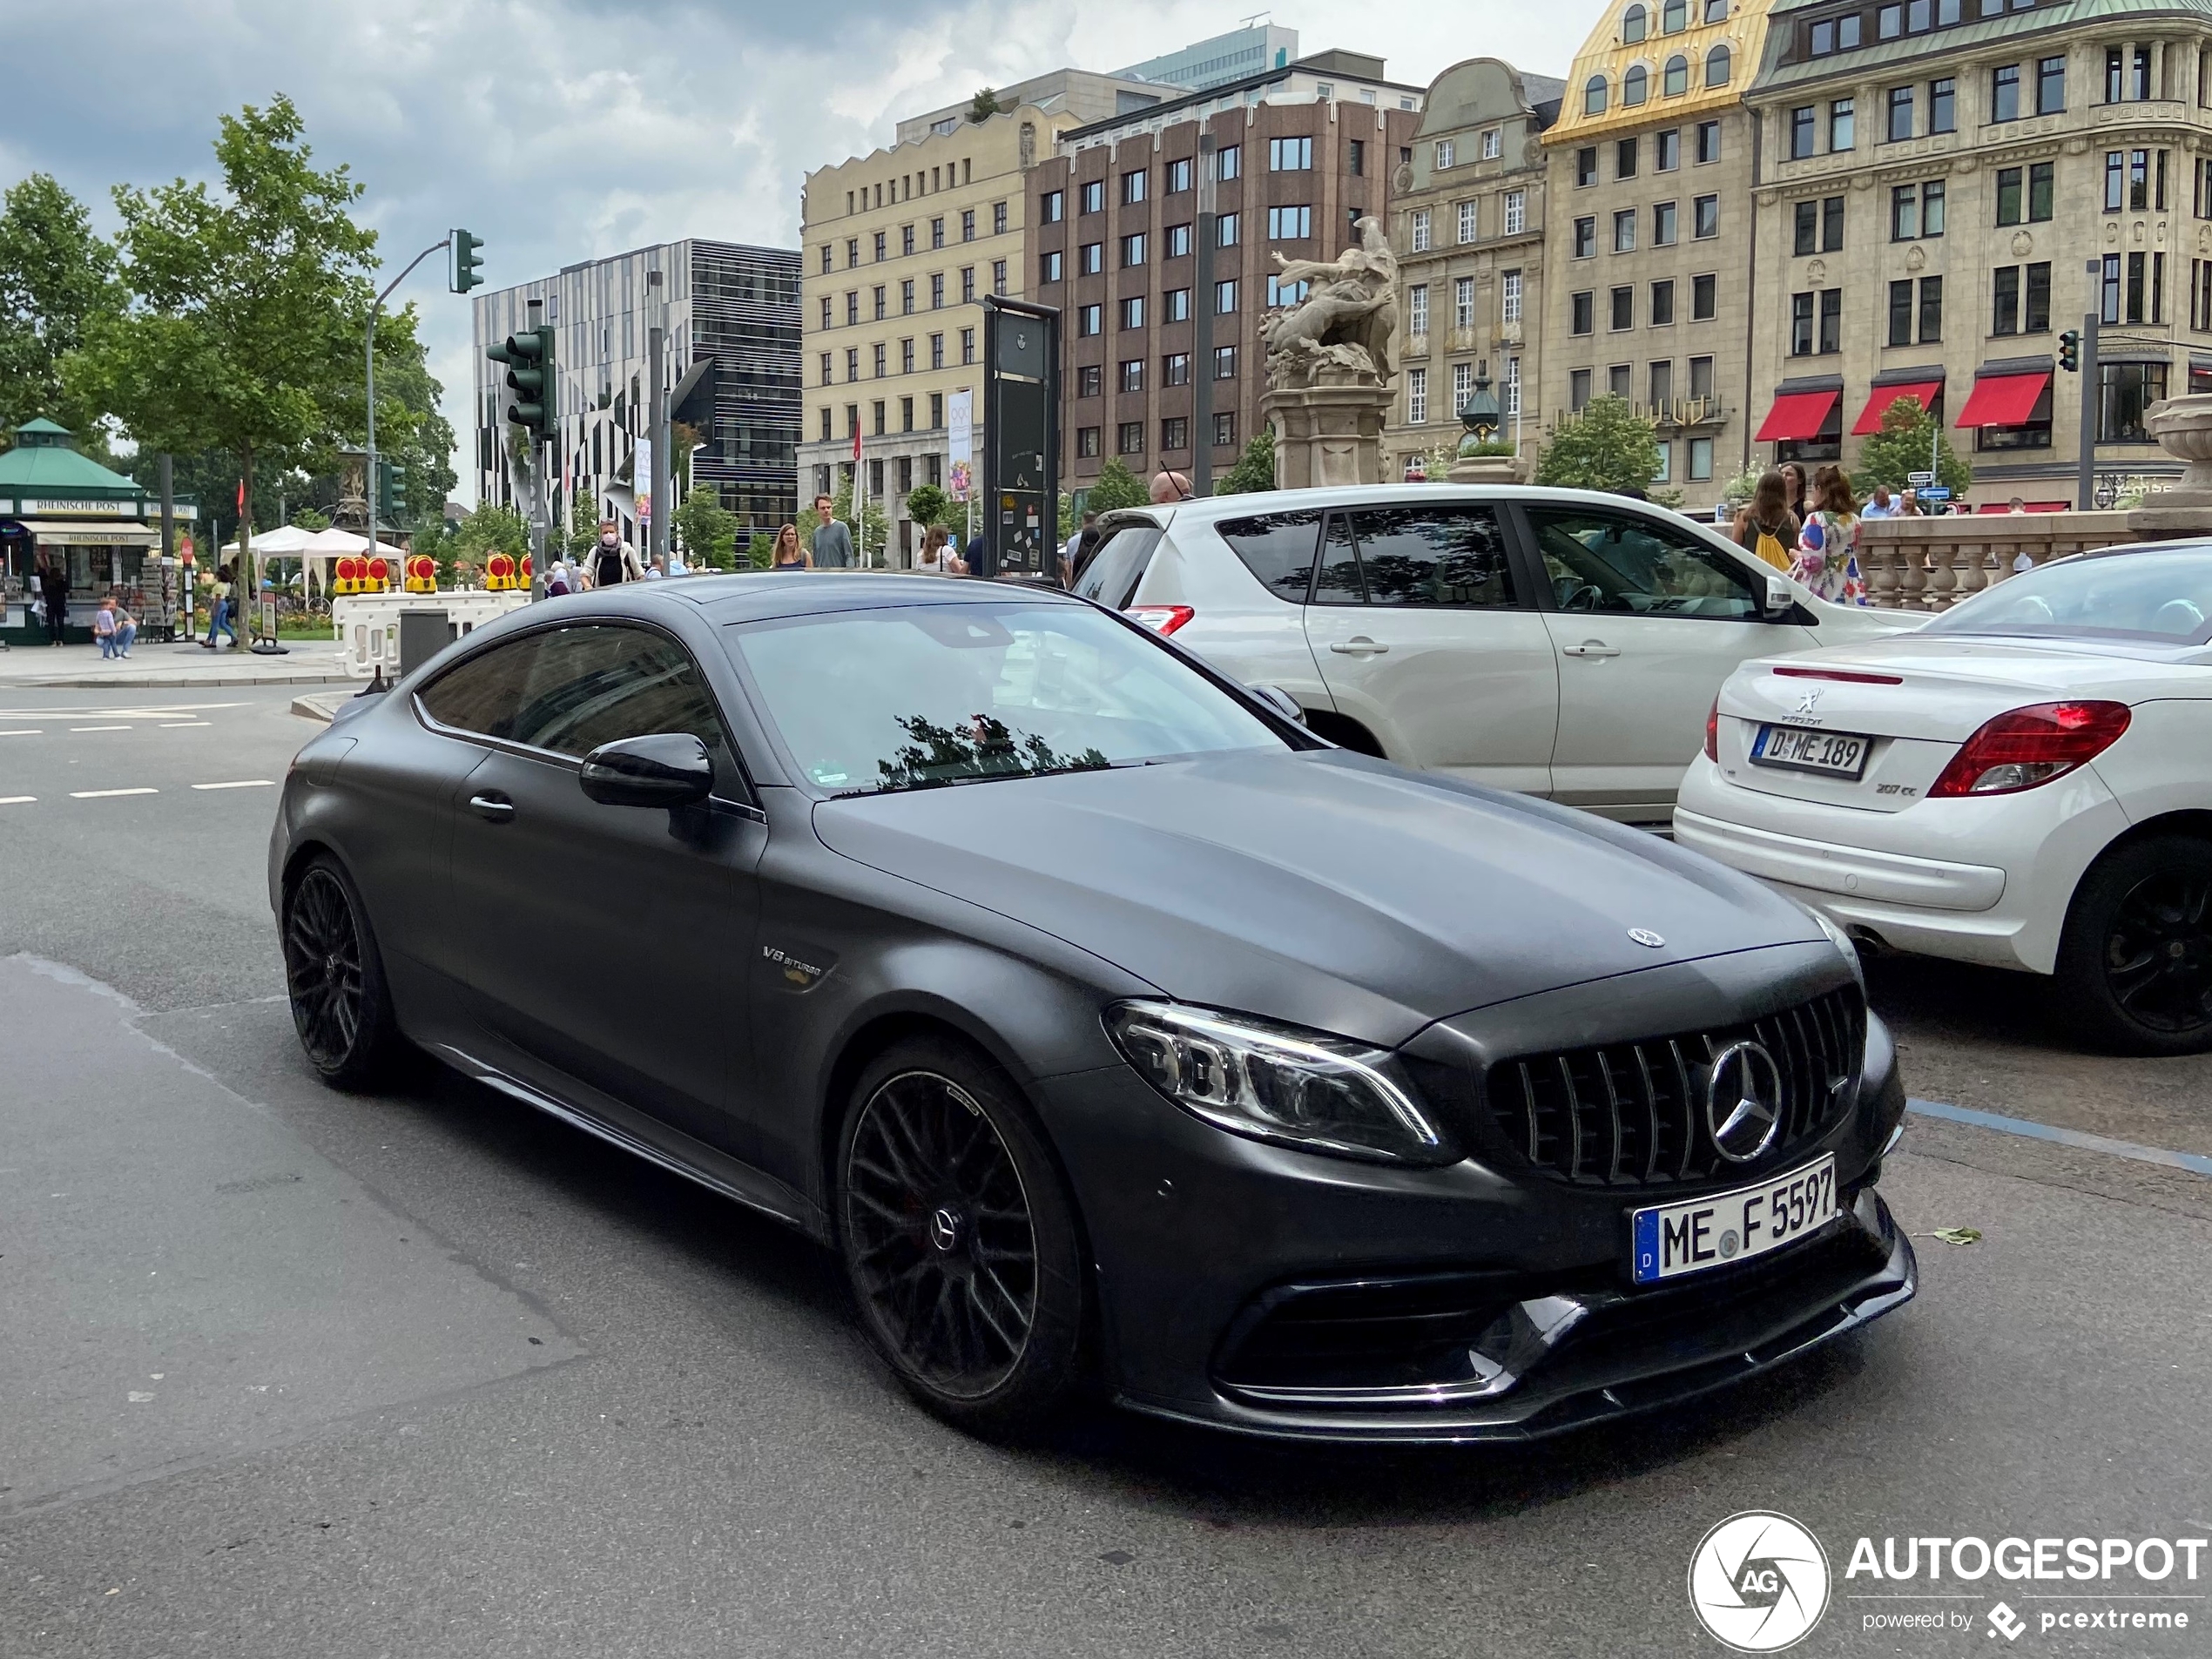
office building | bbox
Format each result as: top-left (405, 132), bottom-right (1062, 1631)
top-left (1539, 0), bottom-right (1780, 509)
top-left (1113, 24), bottom-right (1304, 92)
top-left (1743, 0), bottom-right (2212, 501)
top-left (1032, 51), bottom-right (1424, 500)
top-left (472, 239), bottom-right (801, 543)
top-left (1385, 58), bottom-right (1565, 477)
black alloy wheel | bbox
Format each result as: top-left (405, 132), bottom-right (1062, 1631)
top-left (282, 857), bottom-right (399, 1087)
top-left (837, 1037), bottom-right (1085, 1436)
top-left (2059, 836), bottom-right (2212, 1055)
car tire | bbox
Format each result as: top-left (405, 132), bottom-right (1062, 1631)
top-left (835, 1035), bottom-right (1088, 1439)
top-left (281, 853), bottom-right (402, 1089)
top-left (2054, 834), bottom-right (2212, 1056)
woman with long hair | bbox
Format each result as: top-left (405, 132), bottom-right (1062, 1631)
top-left (770, 523), bottom-right (810, 570)
top-left (1731, 470), bottom-right (1801, 573)
top-left (1794, 465), bottom-right (1869, 604)
top-left (913, 523), bottom-right (967, 576)
top-left (1779, 461), bottom-right (1810, 523)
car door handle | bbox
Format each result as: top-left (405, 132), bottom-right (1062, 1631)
top-left (1561, 643), bottom-right (1621, 658)
top-left (1328, 637), bottom-right (1390, 655)
top-left (469, 792), bottom-right (515, 823)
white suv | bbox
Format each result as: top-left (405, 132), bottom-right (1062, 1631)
top-left (1072, 483), bottom-right (1916, 823)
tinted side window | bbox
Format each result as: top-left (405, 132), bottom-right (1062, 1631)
top-left (509, 626), bottom-right (737, 784)
top-left (1071, 523), bottom-right (1163, 609)
top-left (1524, 508), bottom-right (1759, 619)
top-left (1348, 506), bottom-right (1516, 607)
top-left (1217, 510), bottom-right (1322, 603)
top-left (1312, 515), bottom-right (1365, 604)
top-left (418, 633), bottom-right (544, 738)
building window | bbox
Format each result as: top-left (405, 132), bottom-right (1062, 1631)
top-left (1996, 162), bottom-right (2055, 225)
top-left (1991, 63), bottom-right (2020, 122)
top-left (1164, 157), bottom-right (1191, 194)
top-left (1831, 98), bottom-right (1855, 151)
top-left (1163, 353), bottom-right (1190, 386)
top-left (1041, 190), bottom-right (1063, 223)
top-left (1693, 195), bottom-right (1719, 238)
top-left (1792, 196), bottom-right (1844, 254)
top-left (1121, 171), bottom-right (1145, 206)
top-left (1501, 270), bottom-right (1523, 322)
top-left (1505, 355), bottom-right (1522, 415)
top-left (900, 279), bottom-right (914, 314)
top-left (930, 334), bottom-right (945, 369)
top-left (1412, 209), bottom-right (1433, 252)
top-left (1213, 344), bottom-right (1238, 381)
top-left (900, 397), bottom-right (914, 435)
top-left (1408, 284), bottom-right (1430, 336)
top-left (1076, 304), bottom-right (1102, 336)
top-left (1585, 75), bottom-right (1608, 117)
top-left (1651, 279), bottom-right (1676, 324)
top-left (1119, 359), bottom-right (1143, 393)
top-left (846, 347), bottom-right (860, 381)
top-left (930, 272), bottom-right (946, 307)
top-left (1079, 242), bottom-right (1103, 275)
top-left (1457, 200), bottom-right (1477, 243)
top-left (1692, 272), bottom-right (1717, 320)
top-left (822, 296), bottom-right (834, 330)
top-left (1576, 146), bottom-right (1599, 187)
top-left (1619, 136), bottom-right (1639, 179)
top-left (1481, 128), bottom-right (1502, 159)
top-left (1217, 212), bottom-right (1239, 246)
top-left (1886, 85), bottom-right (1914, 142)
top-left (1077, 426), bottom-right (1100, 458)
top-left (1041, 250), bottom-right (1062, 284)
top-left (1453, 277), bottom-right (1474, 328)
top-left (1266, 275), bottom-right (1311, 307)
top-left (1212, 412), bottom-right (1237, 448)
top-left (1215, 280), bottom-right (1238, 313)
top-left (900, 339), bottom-right (914, 374)
top-left (1927, 76), bottom-right (1956, 133)
top-left (1268, 206), bottom-right (1312, 240)
top-left (2195, 259), bottom-right (2212, 331)
top-left (1569, 368), bottom-right (1594, 411)
top-left (1122, 233), bottom-right (1147, 266)
top-left (1162, 416), bottom-right (1188, 452)
top-left (1887, 275), bottom-right (1943, 343)
top-left (1217, 145), bottom-right (1240, 180)
top-left (1696, 119), bottom-right (1721, 164)
top-left (1574, 216), bottom-right (1596, 258)
top-left (1664, 53), bottom-right (1689, 97)
top-left (1166, 223), bottom-right (1191, 258)
top-left (961, 267), bottom-right (976, 302)
top-left (1706, 44), bottom-right (1732, 87)
top-left (1436, 138), bottom-right (1456, 169)
top-left (1624, 64), bottom-right (1649, 105)
top-left (1349, 138), bottom-right (1366, 176)
top-left (1610, 286), bottom-right (1635, 330)
top-left (873, 230), bottom-right (887, 260)
top-left (873, 342), bottom-right (887, 376)
top-left (1269, 136), bottom-right (1312, 171)
top-left (1120, 295), bottom-right (1143, 329)
top-left (1571, 291), bottom-right (1595, 334)
top-left (1790, 105), bottom-right (1816, 159)
top-left (1407, 365), bottom-right (1429, 423)
top-left (1624, 2), bottom-right (1648, 42)
top-left (901, 225), bottom-right (915, 257)
top-left (1081, 180), bottom-right (1103, 214)
top-left (961, 327), bottom-right (975, 365)
top-left (1076, 364), bottom-right (1102, 397)
top-left (1657, 128), bottom-right (1681, 171)
top-left (1614, 209), bottom-right (1637, 253)
top-left (991, 260), bottom-right (1008, 296)
top-left (1164, 287), bottom-right (1190, 321)
top-left (2101, 361), bottom-right (2168, 443)
top-left (1453, 361), bottom-right (1475, 416)
top-left (1505, 189), bottom-right (1527, 233)
top-left (1117, 421), bottom-right (1143, 455)
top-left (1791, 290), bottom-right (1843, 354)
top-left (2037, 54), bottom-right (2066, 114)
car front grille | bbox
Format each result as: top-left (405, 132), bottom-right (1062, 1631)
top-left (1481, 987), bottom-right (1865, 1188)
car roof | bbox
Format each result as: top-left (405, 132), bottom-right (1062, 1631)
top-left (1106, 482), bottom-right (1710, 529)
top-left (671, 570), bottom-right (1082, 624)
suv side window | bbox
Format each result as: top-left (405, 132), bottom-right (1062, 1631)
top-left (417, 631), bottom-right (544, 738)
top-left (1217, 509), bottom-right (1323, 602)
top-left (1309, 504), bottom-right (1518, 607)
top-left (1071, 523), bottom-right (1164, 609)
top-left (1523, 506), bottom-right (1760, 619)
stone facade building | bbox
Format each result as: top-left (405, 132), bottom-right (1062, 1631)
top-left (1744, 0), bottom-right (2212, 504)
top-left (1539, 0), bottom-right (1781, 510)
top-left (799, 105), bottom-right (1070, 562)
top-left (1032, 51), bottom-right (1423, 502)
top-left (1383, 59), bottom-right (1565, 479)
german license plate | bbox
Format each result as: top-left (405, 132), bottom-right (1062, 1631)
top-left (1751, 724), bottom-right (1871, 779)
top-left (1630, 1154), bottom-right (1838, 1285)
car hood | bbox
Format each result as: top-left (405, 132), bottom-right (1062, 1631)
top-left (811, 750), bottom-right (1826, 1049)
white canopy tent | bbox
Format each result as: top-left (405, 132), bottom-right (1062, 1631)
top-left (221, 525), bottom-right (405, 598)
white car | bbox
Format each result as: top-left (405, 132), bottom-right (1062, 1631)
top-left (1676, 542), bottom-right (2212, 1054)
top-left (1072, 484), bottom-right (1913, 822)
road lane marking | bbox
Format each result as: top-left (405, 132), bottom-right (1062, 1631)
top-left (0, 796), bottom-right (33, 806)
top-left (190, 779), bottom-right (275, 791)
top-left (159, 721), bottom-right (212, 728)
top-left (70, 725), bottom-right (132, 732)
top-left (1908, 1097), bottom-right (2212, 1179)
top-left (68, 787), bottom-right (158, 799)
top-left (0, 729), bottom-right (42, 737)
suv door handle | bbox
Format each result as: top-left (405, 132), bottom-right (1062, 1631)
top-left (1561, 642), bottom-right (1621, 658)
top-left (1328, 637), bottom-right (1390, 655)
top-left (469, 792), bottom-right (516, 823)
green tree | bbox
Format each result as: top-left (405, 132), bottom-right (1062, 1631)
top-left (969, 88), bottom-right (1004, 123)
top-left (1854, 395), bottom-right (1972, 500)
top-left (1215, 426), bottom-right (1278, 495)
top-left (1533, 395), bottom-right (1666, 495)
top-left (68, 96), bottom-right (416, 590)
top-left (672, 483), bottom-right (738, 570)
top-left (903, 482), bottom-right (951, 529)
top-left (374, 334), bottom-right (456, 531)
top-left (746, 531), bottom-right (776, 570)
top-left (449, 503), bottom-right (528, 585)
top-left (291, 506), bottom-right (331, 531)
top-left (564, 488), bottom-right (603, 557)
top-left (1083, 457), bottom-right (1150, 514)
top-left (0, 174), bottom-right (121, 442)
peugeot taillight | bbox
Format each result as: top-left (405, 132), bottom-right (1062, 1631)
top-left (1704, 696), bottom-right (1720, 762)
top-left (1127, 604), bottom-right (1195, 636)
top-left (1927, 701), bottom-right (2132, 798)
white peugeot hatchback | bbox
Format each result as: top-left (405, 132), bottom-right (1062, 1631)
top-left (1676, 543), bottom-right (2212, 1054)
top-left (1073, 484), bottom-right (1914, 823)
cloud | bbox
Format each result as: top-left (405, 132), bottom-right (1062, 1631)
top-left (8, 0), bottom-right (1597, 500)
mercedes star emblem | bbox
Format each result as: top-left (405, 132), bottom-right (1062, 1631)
top-left (927, 1206), bottom-right (962, 1251)
top-left (1705, 1041), bottom-right (1785, 1163)
top-left (1629, 927), bottom-right (1666, 948)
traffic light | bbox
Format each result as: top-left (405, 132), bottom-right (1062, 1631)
top-left (2059, 329), bottom-right (2080, 373)
top-left (450, 228), bottom-right (486, 293)
top-left (489, 325), bottom-right (556, 442)
top-left (376, 459), bottom-right (408, 522)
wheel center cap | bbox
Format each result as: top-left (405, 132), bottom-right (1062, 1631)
top-left (2170, 941), bottom-right (2188, 961)
top-left (927, 1206), bottom-right (963, 1253)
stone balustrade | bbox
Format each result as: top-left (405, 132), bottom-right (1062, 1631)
top-left (1854, 513), bottom-right (2138, 610)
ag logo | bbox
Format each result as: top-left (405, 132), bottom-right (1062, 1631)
top-left (1688, 1512), bottom-right (1831, 1652)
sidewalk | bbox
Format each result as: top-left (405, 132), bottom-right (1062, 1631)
top-left (0, 639), bottom-right (355, 690)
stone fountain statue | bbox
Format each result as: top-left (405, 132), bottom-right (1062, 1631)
top-left (1259, 216), bottom-right (1399, 488)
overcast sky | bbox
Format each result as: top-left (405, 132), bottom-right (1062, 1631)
top-left (7, 0), bottom-right (1602, 501)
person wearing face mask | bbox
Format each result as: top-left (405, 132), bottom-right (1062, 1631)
top-left (588, 520), bottom-right (643, 590)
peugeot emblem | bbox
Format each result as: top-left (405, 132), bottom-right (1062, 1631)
top-left (1793, 686), bottom-right (1824, 716)
top-left (1629, 927), bottom-right (1666, 948)
top-left (1705, 1042), bottom-right (1785, 1163)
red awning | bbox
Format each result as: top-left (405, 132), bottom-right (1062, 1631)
top-left (1851, 380), bottom-right (1944, 435)
top-left (1953, 371), bottom-right (2051, 428)
top-left (1754, 388), bottom-right (1841, 443)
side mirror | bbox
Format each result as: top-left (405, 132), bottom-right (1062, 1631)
top-left (1762, 573), bottom-right (1797, 623)
top-left (1248, 684), bottom-right (1306, 725)
top-left (579, 732), bottom-right (715, 807)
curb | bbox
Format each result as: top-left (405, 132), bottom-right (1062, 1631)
top-left (6, 673), bottom-right (360, 690)
top-left (290, 693), bottom-right (351, 724)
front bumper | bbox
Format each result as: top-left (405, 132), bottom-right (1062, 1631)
top-left (1036, 946), bottom-right (1914, 1444)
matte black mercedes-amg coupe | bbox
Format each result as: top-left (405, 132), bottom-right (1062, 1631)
top-left (272, 572), bottom-right (1915, 1441)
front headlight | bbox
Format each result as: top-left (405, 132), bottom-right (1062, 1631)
top-left (1106, 1001), bottom-right (1457, 1166)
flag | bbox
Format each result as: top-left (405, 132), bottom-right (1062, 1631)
top-left (235, 478), bottom-right (245, 514)
top-left (851, 425), bottom-right (862, 463)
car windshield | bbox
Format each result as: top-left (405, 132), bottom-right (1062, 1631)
top-left (727, 601), bottom-right (1286, 795)
top-left (1923, 549), bottom-right (2212, 647)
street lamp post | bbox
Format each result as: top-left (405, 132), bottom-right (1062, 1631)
top-left (365, 236), bottom-right (457, 553)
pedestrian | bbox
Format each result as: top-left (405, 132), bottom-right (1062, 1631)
top-left (809, 495), bottom-right (855, 569)
top-left (1793, 466), bottom-right (1869, 605)
top-left (92, 596), bottom-right (139, 657)
top-left (544, 558), bottom-right (573, 597)
top-left (37, 555), bottom-right (68, 646)
top-left (590, 521), bottom-right (643, 589)
top-left (1896, 488), bottom-right (1924, 516)
top-left (914, 524), bottom-right (967, 576)
top-left (1731, 471), bottom-right (1801, 574)
top-left (770, 523), bottom-right (811, 570)
top-left (1779, 462), bottom-right (1810, 523)
top-left (963, 528), bottom-right (987, 575)
top-left (1861, 484), bottom-right (1898, 519)
top-left (2006, 495), bottom-right (2028, 514)
top-left (1148, 469), bottom-right (1195, 505)
top-left (204, 563), bottom-right (239, 649)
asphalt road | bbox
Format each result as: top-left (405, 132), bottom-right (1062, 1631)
top-left (3, 685), bottom-right (2208, 1658)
